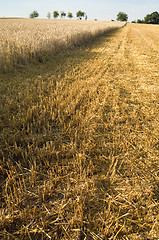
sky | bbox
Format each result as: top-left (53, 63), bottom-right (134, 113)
top-left (1, 0), bottom-right (159, 22)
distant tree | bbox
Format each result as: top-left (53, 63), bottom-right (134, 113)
top-left (76, 10), bottom-right (85, 20)
top-left (143, 14), bottom-right (151, 24)
top-left (47, 12), bottom-right (51, 19)
top-left (85, 15), bottom-right (88, 20)
top-left (117, 12), bottom-right (128, 22)
top-left (150, 11), bottom-right (159, 24)
top-left (61, 11), bottom-right (66, 18)
top-left (131, 20), bottom-right (136, 23)
top-left (144, 11), bottom-right (159, 24)
top-left (130, 11), bottom-right (159, 25)
top-left (67, 12), bottom-right (73, 19)
top-left (29, 10), bottom-right (39, 18)
top-left (137, 19), bottom-right (143, 23)
top-left (53, 11), bottom-right (59, 19)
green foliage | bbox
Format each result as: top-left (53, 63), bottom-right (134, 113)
top-left (144, 11), bottom-right (159, 24)
top-left (135, 11), bottom-right (159, 24)
top-left (76, 10), bottom-right (85, 20)
top-left (144, 14), bottom-right (151, 24)
top-left (47, 12), bottom-right (51, 19)
top-left (29, 10), bottom-right (39, 19)
top-left (53, 11), bottom-right (59, 19)
top-left (61, 11), bottom-right (66, 18)
top-left (151, 11), bottom-right (159, 24)
top-left (137, 19), bottom-right (143, 23)
top-left (116, 12), bottom-right (128, 22)
top-left (67, 12), bottom-right (73, 19)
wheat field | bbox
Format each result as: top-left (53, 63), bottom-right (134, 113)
top-left (0, 19), bottom-right (124, 73)
top-left (0, 21), bottom-right (159, 239)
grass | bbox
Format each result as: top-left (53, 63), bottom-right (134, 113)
top-left (0, 22), bottom-right (159, 239)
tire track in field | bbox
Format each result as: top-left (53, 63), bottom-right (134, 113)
top-left (127, 24), bottom-right (159, 94)
top-left (62, 27), bottom-right (128, 83)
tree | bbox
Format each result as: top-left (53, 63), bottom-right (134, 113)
top-left (67, 12), bottom-right (73, 19)
top-left (76, 10), bottom-right (85, 20)
top-left (150, 11), bottom-right (159, 24)
top-left (137, 19), bottom-right (143, 23)
top-left (53, 11), bottom-right (59, 19)
top-left (144, 14), bottom-right (151, 24)
top-left (144, 11), bottom-right (159, 24)
top-left (61, 11), bottom-right (66, 18)
top-left (116, 12), bottom-right (128, 22)
top-left (29, 10), bottom-right (39, 19)
top-left (47, 12), bottom-right (51, 19)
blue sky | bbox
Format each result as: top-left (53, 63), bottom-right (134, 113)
top-left (1, 0), bottom-right (159, 22)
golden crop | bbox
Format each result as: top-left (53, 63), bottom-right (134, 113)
top-left (0, 19), bottom-right (124, 73)
top-left (0, 22), bottom-right (159, 239)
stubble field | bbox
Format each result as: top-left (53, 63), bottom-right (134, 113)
top-left (0, 20), bottom-right (159, 239)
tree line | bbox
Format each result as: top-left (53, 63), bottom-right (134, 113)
top-left (29, 10), bottom-right (127, 21)
top-left (29, 10), bottom-right (159, 24)
top-left (113, 11), bottom-right (159, 24)
top-left (132, 11), bottom-right (159, 24)
top-left (29, 10), bottom-right (87, 20)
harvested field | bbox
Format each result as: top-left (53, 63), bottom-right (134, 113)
top-left (0, 19), bottom-right (124, 73)
top-left (0, 22), bottom-right (159, 239)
